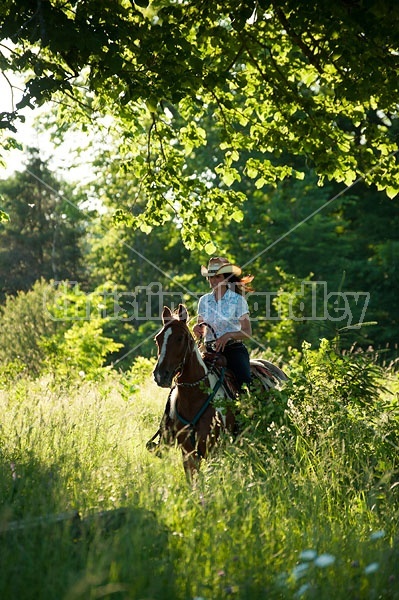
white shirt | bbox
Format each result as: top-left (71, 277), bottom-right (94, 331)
top-left (197, 289), bottom-right (249, 341)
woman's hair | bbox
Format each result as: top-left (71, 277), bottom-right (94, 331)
top-left (225, 273), bottom-right (254, 296)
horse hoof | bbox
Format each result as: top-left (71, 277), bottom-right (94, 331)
top-left (146, 440), bottom-right (159, 451)
top-left (146, 440), bottom-right (163, 457)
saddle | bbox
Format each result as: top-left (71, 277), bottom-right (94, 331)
top-left (201, 350), bottom-right (239, 398)
top-left (202, 350), bottom-right (288, 398)
top-left (201, 350), bottom-right (227, 368)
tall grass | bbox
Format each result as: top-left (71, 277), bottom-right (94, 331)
top-left (0, 358), bottom-right (398, 599)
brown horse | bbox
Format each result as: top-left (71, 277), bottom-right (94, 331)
top-left (152, 304), bottom-right (287, 480)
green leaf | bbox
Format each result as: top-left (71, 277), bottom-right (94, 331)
top-left (0, 209), bottom-right (9, 222)
top-left (246, 166), bottom-right (258, 179)
top-left (140, 223), bottom-right (152, 234)
top-left (222, 171), bottom-right (237, 187)
top-left (386, 186), bottom-right (398, 199)
top-left (255, 177), bottom-right (266, 189)
top-left (231, 209), bottom-right (243, 222)
top-left (204, 241), bottom-right (217, 255)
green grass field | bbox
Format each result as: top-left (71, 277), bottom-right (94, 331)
top-left (0, 359), bottom-right (398, 600)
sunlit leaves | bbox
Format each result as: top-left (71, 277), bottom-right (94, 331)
top-left (2, 0), bottom-right (399, 247)
top-left (385, 187), bottom-right (398, 199)
top-left (215, 164), bottom-right (241, 187)
top-left (204, 240), bottom-right (216, 254)
top-left (0, 209), bottom-right (9, 222)
top-left (180, 122), bottom-right (207, 156)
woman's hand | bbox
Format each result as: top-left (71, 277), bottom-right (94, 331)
top-left (193, 323), bottom-right (205, 339)
top-left (214, 333), bottom-right (233, 352)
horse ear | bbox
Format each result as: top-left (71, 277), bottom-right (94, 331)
top-left (178, 304), bottom-right (188, 323)
top-left (162, 306), bottom-right (173, 325)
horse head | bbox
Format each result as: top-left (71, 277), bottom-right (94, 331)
top-left (153, 304), bottom-right (191, 388)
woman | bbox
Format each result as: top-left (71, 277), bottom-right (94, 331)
top-left (193, 257), bottom-right (254, 391)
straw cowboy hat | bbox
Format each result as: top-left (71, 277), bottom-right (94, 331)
top-left (201, 257), bottom-right (242, 277)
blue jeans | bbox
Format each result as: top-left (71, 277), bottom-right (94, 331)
top-left (222, 343), bottom-right (251, 391)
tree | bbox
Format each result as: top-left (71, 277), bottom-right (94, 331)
top-left (0, 148), bottom-right (88, 299)
top-left (1, 0), bottom-right (399, 248)
top-left (83, 161), bottom-right (207, 366)
top-left (208, 166), bottom-right (398, 354)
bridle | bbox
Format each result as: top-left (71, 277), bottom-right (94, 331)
top-left (160, 320), bottom-right (220, 388)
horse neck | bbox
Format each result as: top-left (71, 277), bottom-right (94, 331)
top-left (177, 342), bottom-right (208, 386)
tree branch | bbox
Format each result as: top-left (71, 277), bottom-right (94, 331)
top-left (272, 5), bottom-right (323, 75)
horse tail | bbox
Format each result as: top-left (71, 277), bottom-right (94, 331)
top-left (250, 359), bottom-right (288, 390)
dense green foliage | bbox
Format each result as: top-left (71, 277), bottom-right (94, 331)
top-left (1, 1), bottom-right (399, 245)
top-left (0, 154), bottom-right (398, 371)
top-left (1, 3), bottom-right (398, 358)
top-left (0, 149), bottom-right (87, 299)
top-left (0, 280), bottom-right (123, 378)
top-left (0, 354), bottom-right (398, 599)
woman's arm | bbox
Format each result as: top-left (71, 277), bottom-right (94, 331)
top-left (213, 313), bottom-right (252, 351)
top-left (236, 313), bottom-right (252, 340)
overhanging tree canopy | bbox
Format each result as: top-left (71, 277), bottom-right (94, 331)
top-left (1, 0), bottom-right (399, 247)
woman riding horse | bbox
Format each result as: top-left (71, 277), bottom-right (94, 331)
top-left (148, 258), bottom-right (255, 462)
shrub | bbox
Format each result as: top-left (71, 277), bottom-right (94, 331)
top-left (0, 279), bottom-right (61, 376)
top-left (0, 280), bottom-right (124, 381)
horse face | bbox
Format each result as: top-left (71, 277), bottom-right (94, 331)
top-left (153, 320), bottom-right (189, 388)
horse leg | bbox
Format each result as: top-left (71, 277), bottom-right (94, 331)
top-left (225, 407), bottom-right (240, 438)
top-left (182, 449), bottom-right (201, 483)
top-left (146, 395), bottom-right (173, 453)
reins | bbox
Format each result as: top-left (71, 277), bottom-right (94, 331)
top-left (174, 324), bottom-right (218, 387)
top-left (198, 321), bottom-right (217, 340)
top-left (174, 367), bottom-right (226, 456)
top-left (146, 366), bottom-right (226, 455)
top-left (175, 346), bottom-right (218, 388)
top-left (173, 325), bottom-right (226, 455)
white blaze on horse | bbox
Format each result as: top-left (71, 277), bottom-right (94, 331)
top-left (151, 304), bottom-right (287, 480)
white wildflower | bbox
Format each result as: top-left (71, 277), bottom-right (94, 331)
top-left (295, 583), bottom-right (311, 598)
top-left (369, 530), bottom-right (385, 541)
top-left (299, 549), bottom-right (318, 561)
top-left (314, 553), bottom-right (335, 568)
top-left (364, 562), bottom-right (379, 575)
top-left (292, 563), bottom-right (310, 580)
